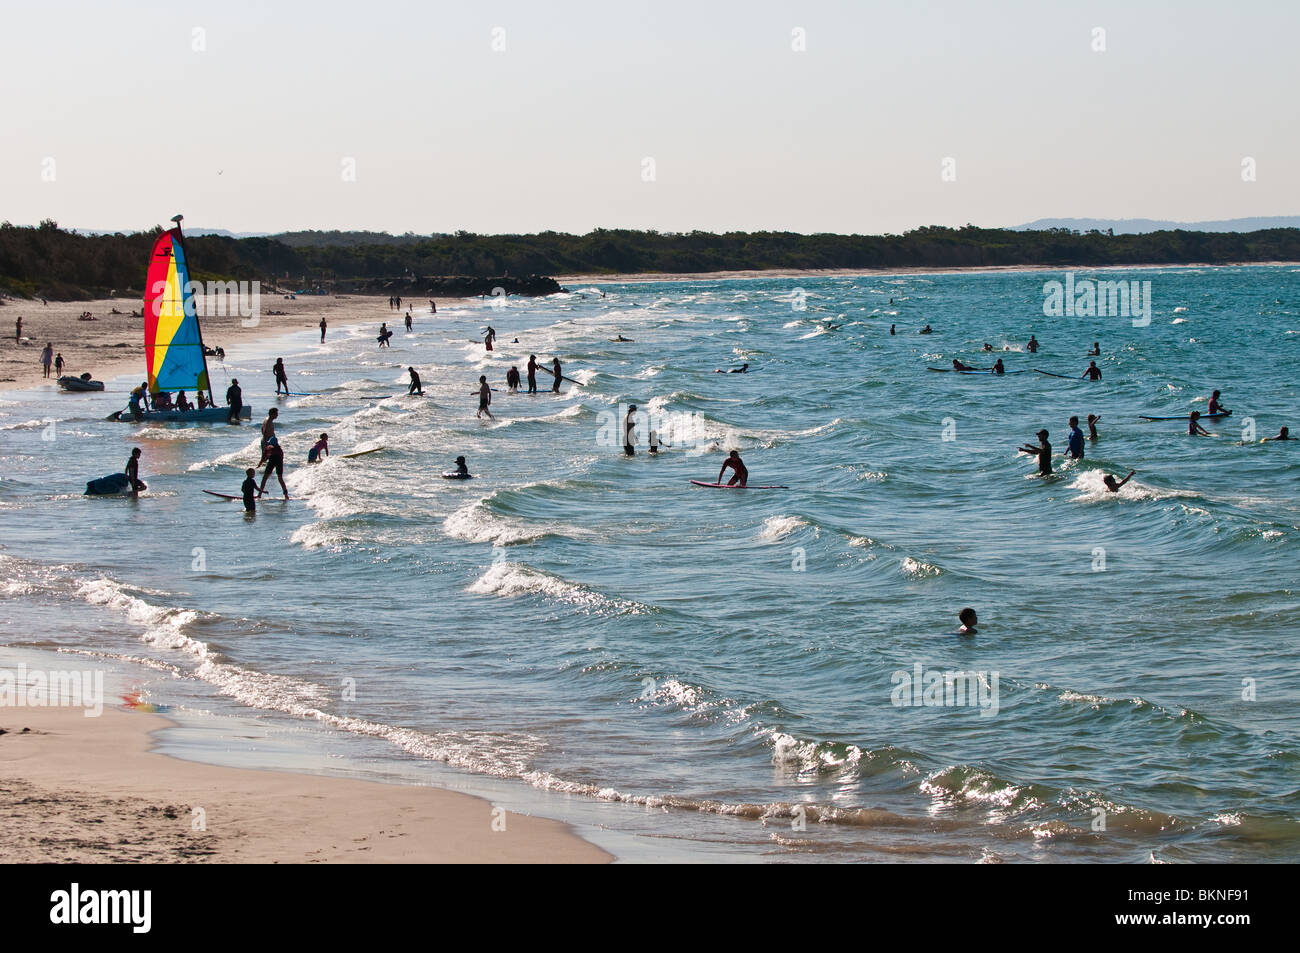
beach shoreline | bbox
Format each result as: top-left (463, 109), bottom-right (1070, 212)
top-left (0, 653), bottom-right (611, 864)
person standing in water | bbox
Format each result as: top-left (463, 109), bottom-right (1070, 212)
top-left (992, 358), bottom-right (1006, 375)
top-left (624, 404), bottom-right (637, 456)
top-left (54, 352), bottom-right (64, 376)
top-left (319, 317), bottom-right (327, 342)
top-left (717, 450), bottom-right (748, 487)
top-left (526, 355), bottom-right (538, 394)
top-left (273, 358), bottom-right (289, 395)
top-left (1018, 429), bottom-right (1052, 475)
top-left (551, 357), bottom-right (563, 393)
top-left (125, 448), bottom-right (144, 499)
top-left (226, 378), bottom-right (243, 424)
top-left (958, 608), bottom-right (978, 635)
top-left (1088, 342), bottom-right (1100, 356)
top-left (889, 324), bottom-right (895, 335)
top-left (1066, 416), bottom-right (1085, 460)
top-left (1208, 390), bottom-right (1230, 416)
top-left (484, 326), bottom-right (496, 351)
top-left (506, 365), bottom-right (521, 393)
top-left (258, 437), bottom-right (289, 499)
top-left (1087, 414), bottom-right (1100, 440)
top-left (1188, 411), bottom-right (1211, 436)
top-left (476, 375), bottom-right (494, 419)
top-left (260, 407), bottom-right (279, 461)
top-left (429, 299), bottom-right (437, 314)
top-left (1082, 361), bottom-right (1102, 381)
top-left (241, 467), bottom-right (258, 512)
top-left (405, 311), bottom-right (413, 332)
top-left (1027, 335), bottom-right (1039, 353)
top-left (407, 367), bottom-right (423, 395)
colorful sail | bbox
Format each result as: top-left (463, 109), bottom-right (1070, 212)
top-left (144, 228), bottom-right (208, 395)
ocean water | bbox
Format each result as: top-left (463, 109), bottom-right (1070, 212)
top-left (2, 266), bottom-right (1298, 863)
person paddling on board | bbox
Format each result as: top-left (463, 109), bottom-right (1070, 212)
top-left (919, 325), bottom-right (933, 334)
top-left (258, 436), bottom-right (289, 499)
top-left (1027, 335), bottom-right (1039, 353)
top-left (718, 450), bottom-right (748, 487)
top-left (241, 467), bottom-right (258, 513)
top-left (308, 433), bottom-right (329, 463)
top-left (506, 366), bottom-right (521, 393)
top-left (1087, 414), bottom-right (1100, 440)
top-left (958, 607), bottom-right (978, 635)
top-left (1082, 361), bottom-right (1102, 381)
top-left (226, 378), bottom-right (242, 424)
top-left (1188, 411), bottom-right (1211, 436)
top-left (527, 355), bottom-right (538, 394)
top-left (273, 358), bottom-right (289, 395)
top-left (125, 448), bottom-right (144, 499)
top-left (551, 357), bottom-right (563, 393)
top-left (1066, 416), bottom-right (1085, 461)
top-left (1208, 390), bottom-right (1230, 416)
top-left (1103, 470), bottom-right (1136, 493)
top-left (476, 375), bottom-right (494, 419)
top-left (624, 405), bottom-right (637, 456)
top-left (453, 455), bottom-right (470, 478)
top-left (716, 363), bottom-right (749, 373)
top-left (952, 359), bottom-right (978, 372)
top-left (1018, 429), bottom-right (1052, 475)
top-left (407, 367), bottom-right (423, 395)
top-left (992, 358), bottom-right (1006, 375)
top-left (1264, 426), bottom-right (1291, 441)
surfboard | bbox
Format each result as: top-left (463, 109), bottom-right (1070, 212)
top-left (1138, 411), bottom-right (1232, 421)
top-left (441, 472), bottom-right (473, 479)
top-left (203, 490), bottom-right (246, 500)
top-left (1033, 369), bottom-right (1080, 379)
top-left (356, 395), bottom-right (392, 400)
top-left (341, 447), bottom-right (384, 459)
top-left (690, 480), bottom-right (789, 489)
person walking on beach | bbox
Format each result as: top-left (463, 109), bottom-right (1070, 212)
top-left (717, 450), bottom-right (748, 487)
top-left (408, 366), bottom-right (423, 395)
top-left (476, 375), bottom-right (494, 419)
top-left (1018, 429), bottom-right (1053, 475)
top-left (527, 355), bottom-right (538, 393)
top-left (506, 365), bottom-right (521, 393)
top-left (260, 408), bottom-right (279, 460)
top-left (40, 342), bottom-right (53, 378)
top-left (273, 358), bottom-right (289, 395)
top-left (319, 317), bottom-right (327, 342)
top-left (1066, 416), bottom-right (1085, 461)
top-left (258, 437), bottom-right (289, 499)
top-left (226, 378), bottom-right (243, 424)
top-left (239, 467), bottom-right (259, 513)
top-left (1082, 361), bottom-right (1102, 381)
top-left (551, 357), bottom-right (563, 393)
top-left (54, 352), bottom-right (64, 376)
top-left (125, 448), bottom-right (144, 499)
top-left (15, 316), bottom-right (21, 343)
top-left (624, 404), bottom-right (637, 456)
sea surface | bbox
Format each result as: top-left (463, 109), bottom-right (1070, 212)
top-left (2, 266), bottom-right (1298, 862)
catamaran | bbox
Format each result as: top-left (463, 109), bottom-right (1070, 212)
top-left (110, 214), bottom-right (250, 423)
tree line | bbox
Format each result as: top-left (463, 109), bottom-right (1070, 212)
top-left (3, 220), bottom-right (1300, 300)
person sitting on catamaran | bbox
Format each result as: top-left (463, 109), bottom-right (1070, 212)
top-left (175, 391), bottom-right (193, 412)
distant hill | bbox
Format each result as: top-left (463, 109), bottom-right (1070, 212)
top-left (1014, 216), bottom-right (1300, 234)
top-left (70, 227), bottom-right (444, 247)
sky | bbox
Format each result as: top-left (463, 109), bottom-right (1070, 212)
top-left (1, 0), bottom-right (1297, 235)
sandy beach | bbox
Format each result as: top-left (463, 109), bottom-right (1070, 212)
top-left (0, 292), bottom-right (451, 394)
top-left (0, 699), bottom-right (609, 864)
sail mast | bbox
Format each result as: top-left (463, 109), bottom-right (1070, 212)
top-left (170, 214), bottom-right (215, 407)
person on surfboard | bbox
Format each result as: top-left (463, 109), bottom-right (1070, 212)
top-left (952, 359), bottom-right (978, 372)
top-left (1103, 470), bottom-right (1136, 493)
top-left (1018, 429), bottom-right (1052, 475)
top-left (407, 367), bottom-right (423, 395)
top-left (718, 450), bottom-right (748, 487)
top-left (453, 455), bottom-right (470, 478)
top-left (273, 358), bottom-right (289, 395)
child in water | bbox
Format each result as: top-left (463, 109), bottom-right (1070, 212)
top-left (958, 608), bottom-right (978, 635)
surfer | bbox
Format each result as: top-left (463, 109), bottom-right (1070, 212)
top-left (952, 359), bottom-right (978, 372)
top-left (958, 607), bottom-right (978, 635)
top-left (612, 335), bottom-right (632, 342)
top-left (1088, 341), bottom-right (1100, 356)
top-left (1027, 335), bottom-right (1039, 353)
top-left (407, 367), bottom-right (423, 395)
top-left (1018, 429), bottom-right (1052, 476)
top-left (1082, 361), bottom-right (1102, 381)
top-left (1264, 426), bottom-right (1291, 441)
top-left (551, 357), bottom-right (562, 393)
top-left (506, 366), bottom-right (521, 393)
top-left (225, 379), bottom-right (242, 424)
top-left (1103, 470), bottom-right (1136, 493)
top-left (1188, 411), bottom-right (1211, 436)
top-left (527, 355), bottom-right (538, 393)
top-left (319, 317), bottom-right (327, 342)
top-left (1066, 416), bottom-right (1085, 460)
top-left (1208, 390), bottom-right (1230, 415)
top-left (717, 450), bottom-right (748, 487)
top-left (992, 358), bottom-right (1006, 375)
top-left (1087, 414), bottom-right (1100, 440)
top-left (308, 433), bottom-right (329, 463)
top-left (241, 467), bottom-right (258, 512)
top-left (476, 375), bottom-right (494, 419)
top-left (624, 405), bottom-right (637, 456)
top-left (273, 358), bottom-right (289, 395)
top-left (378, 323), bottom-right (391, 348)
top-left (258, 437), bottom-right (289, 499)
top-left (259, 408), bottom-right (279, 461)
top-left (125, 448), bottom-right (144, 499)
top-left (919, 325), bottom-right (933, 334)
top-left (453, 455), bottom-right (470, 477)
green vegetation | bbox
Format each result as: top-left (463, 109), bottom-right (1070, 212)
top-left (3, 221), bottom-right (1300, 300)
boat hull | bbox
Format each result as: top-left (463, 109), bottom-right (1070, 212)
top-left (58, 376), bottom-right (105, 391)
top-left (111, 406), bottom-right (252, 423)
